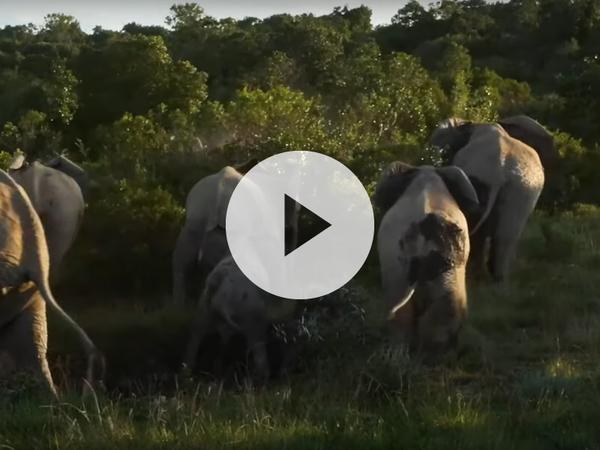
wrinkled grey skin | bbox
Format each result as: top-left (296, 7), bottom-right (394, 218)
top-left (9, 157), bottom-right (85, 280)
top-left (0, 169), bottom-right (103, 395)
top-left (45, 155), bottom-right (89, 202)
top-left (172, 166), bottom-right (244, 307)
top-left (184, 256), bottom-right (297, 381)
top-left (430, 116), bottom-right (548, 282)
top-left (375, 163), bottom-right (478, 360)
top-left (0, 283), bottom-right (55, 395)
top-left (172, 163), bottom-right (299, 307)
top-left (498, 115), bottom-right (558, 172)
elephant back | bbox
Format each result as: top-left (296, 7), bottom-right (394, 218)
top-left (498, 115), bottom-right (557, 171)
top-left (185, 166), bottom-right (243, 229)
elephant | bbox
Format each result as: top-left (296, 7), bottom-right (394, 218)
top-left (172, 161), bottom-right (299, 307)
top-left (172, 166), bottom-right (243, 307)
top-left (374, 162), bottom-right (479, 360)
top-left (184, 256), bottom-right (297, 381)
top-left (45, 154), bottom-right (90, 202)
top-left (429, 116), bottom-right (550, 281)
top-left (0, 169), bottom-right (103, 394)
top-left (9, 155), bottom-right (86, 280)
top-left (498, 115), bottom-right (558, 172)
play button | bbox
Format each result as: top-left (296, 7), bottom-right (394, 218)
top-left (284, 194), bottom-right (331, 256)
top-left (226, 151), bottom-right (374, 300)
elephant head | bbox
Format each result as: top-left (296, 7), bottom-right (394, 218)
top-left (45, 155), bottom-right (89, 201)
top-left (376, 162), bottom-right (477, 361)
top-left (374, 161), bottom-right (479, 217)
top-left (429, 118), bottom-right (475, 164)
top-left (498, 115), bottom-right (557, 171)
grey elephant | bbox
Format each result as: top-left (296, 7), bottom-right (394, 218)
top-left (9, 155), bottom-right (86, 280)
top-left (172, 166), bottom-right (243, 306)
top-left (429, 115), bottom-right (552, 281)
top-left (172, 161), bottom-right (299, 306)
top-left (0, 169), bottom-right (103, 394)
top-left (184, 256), bottom-right (297, 381)
top-left (45, 154), bottom-right (90, 201)
top-left (375, 162), bottom-right (479, 359)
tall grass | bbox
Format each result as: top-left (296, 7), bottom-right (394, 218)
top-left (2, 206), bottom-right (600, 449)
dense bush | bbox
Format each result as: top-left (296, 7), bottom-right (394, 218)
top-left (1, 1), bottom-right (599, 295)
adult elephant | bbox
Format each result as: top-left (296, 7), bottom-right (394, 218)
top-left (0, 169), bottom-right (103, 394)
top-left (45, 154), bottom-right (90, 201)
top-left (9, 155), bottom-right (86, 280)
top-left (375, 163), bottom-right (478, 360)
top-left (172, 161), bottom-right (299, 307)
top-left (172, 166), bottom-right (243, 307)
top-left (429, 115), bottom-right (552, 281)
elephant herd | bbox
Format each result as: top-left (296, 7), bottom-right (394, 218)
top-left (0, 114), bottom-right (556, 396)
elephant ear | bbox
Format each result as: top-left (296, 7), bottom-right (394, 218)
top-left (429, 118), bottom-right (474, 164)
top-left (436, 166), bottom-right (480, 215)
top-left (498, 115), bottom-right (557, 170)
top-left (234, 158), bottom-right (259, 174)
top-left (373, 161), bottom-right (418, 212)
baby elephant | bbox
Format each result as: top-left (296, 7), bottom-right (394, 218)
top-left (184, 256), bottom-right (296, 381)
top-left (375, 163), bottom-right (479, 361)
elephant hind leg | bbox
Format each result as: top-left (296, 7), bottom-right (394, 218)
top-left (467, 225), bottom-right (490, 280)
top-left (172, 222), bottom-right (205, 307)
top-left (0, 291), bottom-right (56, 397)
top-left (238, 313), bottom-right (270, 383)
top-left (488, 188), bottom-right (539, 282)
top-left (184, 292), bottom-right (217, 372)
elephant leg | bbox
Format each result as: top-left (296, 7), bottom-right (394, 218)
top-left (467, 228), bottom-right (489, 280)
top-left (0, 287), bottom-right (56, 396)
top-left (240, 314), bottom-right (270, 383)
top-left (172, 222), bottom-right (205, 307)
top-left (184, 291), bottom-right (216, 372)
top-left (488, 189), bottom-right (538, 283)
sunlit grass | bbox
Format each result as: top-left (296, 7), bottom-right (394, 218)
top-left (2, 207), bottom-right (600, 448)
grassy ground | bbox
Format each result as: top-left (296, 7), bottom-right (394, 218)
top-left (2, 205), bottom-right (600, 449)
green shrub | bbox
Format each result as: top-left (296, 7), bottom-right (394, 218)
top-left (63, 177), bottom-right (184, 299)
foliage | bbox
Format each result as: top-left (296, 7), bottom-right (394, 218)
top-left (1, 5), bottom-right (600, 447)
top-left (3, 209), bottom-right (600, 449)
top-left (0, 1), bottom-right (598, 290)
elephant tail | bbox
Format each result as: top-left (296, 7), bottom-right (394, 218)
top-left (388, 284), bottom-right (416, 320)
top-left (37, 278), bottom-right (105, 389)
top-left (470, 185), bottom-right (500, 236)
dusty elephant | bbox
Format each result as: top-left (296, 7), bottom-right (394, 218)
top-left (429, 116), bottom-right (551, 281)
top-left (0, 169), bottom-right (103, 394)
top-left (9, 155), bottom-right (86, 280)
top-left (184, 256), bottom-right (297, 381)
top-left (172, 162), bottom-right (298, 307)
top-left (375, 163), bottom-right (478, 360)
